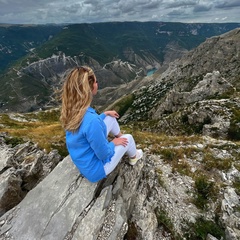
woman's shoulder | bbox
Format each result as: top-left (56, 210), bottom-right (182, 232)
top-left (83, 109), bottom-right (103, 126)
top-left (84, 107), bottom-right (98, 120)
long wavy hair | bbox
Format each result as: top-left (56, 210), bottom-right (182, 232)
top-left (60, 66), bottom-right (96, 132)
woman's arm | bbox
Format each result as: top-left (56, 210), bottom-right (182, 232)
top-left (85, 117), bottom-right (115, 161)
top-left (104, 110), bottom-right (119, 118)
top-left (85, 116), bottom-right (128, 161)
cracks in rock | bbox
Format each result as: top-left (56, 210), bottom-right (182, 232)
top-left (63, 198), bottom-right (96, 240)
top-left (94, 169), bottom-right (119, 199)
top-left (40, 175), bottom-right (82, 240)
top-left (96, 200), bottom-right (116, 240)
top-left (0, 207), bottom-right (20, 238)
top-left (64, 167), bottom-right (121, 240)
top-left (0, 166), bottom-right (11, 175)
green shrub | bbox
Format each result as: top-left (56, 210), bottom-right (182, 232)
top-left (154, 207), bottom-right (181, 240)
top-left (159, 149), bottom-right (178, 161)
top-left (233, 177), bottom-right (240, 195)
top-left (185, 217), bottom-right (225, 240)
top-left (193, 175), bottom-right (217, 210)
top-left (159, 148), bottom-right (185, 162)
top-left (228, 109), bottom-right (240, 140)
top-left (107, 94), bottom-right (135, 118)
top-left (193, 116), bottom-right (212, 134)
top-left (4, 136), bottom-right (25, 147)
top-left (155, 168), bottom-right (165, 188)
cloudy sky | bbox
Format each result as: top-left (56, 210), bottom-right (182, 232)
top-left (0, 0), bottom-right (240, 25)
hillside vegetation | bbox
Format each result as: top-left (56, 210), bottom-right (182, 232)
top-left (0, 22), bottom-right (240, 112)
top-left (0, 24), bottom-right (63, 73)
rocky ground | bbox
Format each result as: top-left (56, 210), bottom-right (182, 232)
top-left (0, 132), bottom-right (239, 240)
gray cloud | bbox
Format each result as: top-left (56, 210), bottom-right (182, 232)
top-left (166, 0), bottom-right (199, 9)
top-left (215, 0), bottom-right (240, 9)
top-left (144, 0), bottom-right (163, 10)
top-left (61, 4), bottom-right (81, 14)
top-left (167, 9), bottom-right (187, 16)
top-left (0, 0), bottom-right (239, 24)
top-left (193, 4), bottom-right (212, 12)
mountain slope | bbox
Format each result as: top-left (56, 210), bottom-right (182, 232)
top-left (0, 24), bottom-right (64, 73)
top-left (33, 22), bottom-right (240, 64)
top-left (117, 28), bottom-right (240, 140)
top-left (0, 22), bottom-right (240, 113)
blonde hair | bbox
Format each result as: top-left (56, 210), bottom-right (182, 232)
top-left (60, 66), bottom-right (96, 132)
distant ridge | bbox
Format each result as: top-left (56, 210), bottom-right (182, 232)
top-left (0, 22), bottom-right (239, 112)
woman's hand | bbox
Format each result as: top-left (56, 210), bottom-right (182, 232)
top-left (104, 110), bottom-right (119, 118)
top-left (112, 137), bottom-right (128, 147)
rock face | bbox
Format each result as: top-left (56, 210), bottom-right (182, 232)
top-left (21, 54), bottom-right (144, 90)
top-left (0, 133), bottom-right (62, 217)
top-left (0, 155), bottom-right (144, 240)
top-left (158, 71), bottom-right (234, 114)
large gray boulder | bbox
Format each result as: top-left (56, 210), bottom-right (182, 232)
top-left (0, 155), bottom-right (144, 240)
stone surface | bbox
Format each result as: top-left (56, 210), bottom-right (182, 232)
top-left (0, 169), bottom-right (22, 216)
top-left (0, 155), bottom-right (144, 240)
top-left (0, 134), bottom-right (62, 217)
top-left (0, 134), bottom-right (240, 239)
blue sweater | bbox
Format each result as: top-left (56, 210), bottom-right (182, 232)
top-left (66, 107), bottom-right (115, 182)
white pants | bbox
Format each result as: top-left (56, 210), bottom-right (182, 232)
top-left (103, 116), bottom-right (137, 175)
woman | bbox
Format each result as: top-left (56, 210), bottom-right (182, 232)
top-left (60, 66), bottom-right (143, 183)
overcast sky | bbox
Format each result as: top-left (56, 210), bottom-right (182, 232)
top-left (0, 0), bottom-right (240, 25)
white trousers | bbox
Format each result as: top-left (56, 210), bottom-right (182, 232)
top-left (103, 116), bottom-right (137, 175)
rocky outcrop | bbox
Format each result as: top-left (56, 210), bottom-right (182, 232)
top-left (150, 71), bottom-right (238, 138)
top-left (157, 28), bottom-right (240, 88)
top-left (0, 155), bottom-right (144, 240)
top-left (119, 28), bottom-right (240, 140)
top-left (0, 135), bottom-right (240, 240)
top-left (157, 71), bottom-right (235, 114)
top-left (0, 133), bottom-right (62, 217)
top-left (123, 47), bottom-right (161, 73)
top-left (21, 53), bottom-right (144, 90)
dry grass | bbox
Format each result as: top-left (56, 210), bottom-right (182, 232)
top-left (1, 112), bottom-right (240, 166)
top-left (121, 125), bottom-right (203, 152)
top-left (1, 123), bottom-right (65, 152)
top-left (0, 112), bottom-right (65, 154)
top-left (202, 152), bottom-right (232, 171)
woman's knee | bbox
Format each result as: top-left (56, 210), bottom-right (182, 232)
top-left (121, 134), bottom-right (134, 142)
top-left (104, 116), bottom-right (120, 135)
